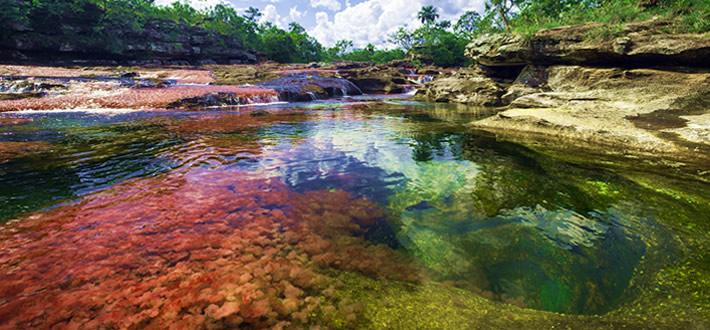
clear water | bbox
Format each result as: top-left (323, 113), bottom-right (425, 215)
top-left (0, 99), bottom-right (707, 328)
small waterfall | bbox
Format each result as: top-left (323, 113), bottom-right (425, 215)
top-left (410, 74), bottom-right (434, 85)
top-left (306, 91), bottom-right (317, 100)
top-left (345, 80), bottom-right (363, 95)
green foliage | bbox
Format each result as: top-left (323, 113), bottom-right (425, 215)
top-left (0, 0), bottom-right (29, 41)
top-left (258, 24), bottom-right (298, 63)
top-left (417, 5), bottom-right (439, 25)
top-left (479, 0), bottom-right (710, 39)
top-left (3, 1), bottom-right (705, 66)
top-left (454, 11), bottom-right (481, 37)
top-left (387, 7), bottom-right (475, 67)
top-left (410, 25), bottom-right (470, 67)
top-left (341, 46), bottom-right (406, 64)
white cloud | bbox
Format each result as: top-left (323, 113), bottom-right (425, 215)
top-left (310, 0), bottom-right (342, 11)
top-left (309, 0), bottom-right (485, 48)
top-left (259, 4), bottom-right (284, 27)
top-left (259, 4), bottom-right (309, 28)
top-left (289, 6), bottom-right (305, 22)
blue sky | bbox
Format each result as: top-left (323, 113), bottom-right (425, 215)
top-left (154, 0), bottom-right (486, 47)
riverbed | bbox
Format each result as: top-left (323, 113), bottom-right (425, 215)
top-left (0, 97), bottom-right (708, 328)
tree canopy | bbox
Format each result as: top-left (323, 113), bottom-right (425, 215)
top-left (1, 0), bottom-right (706, 66)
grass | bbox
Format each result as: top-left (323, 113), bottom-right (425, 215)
top-left (511, 0), bottom-right (710, 40)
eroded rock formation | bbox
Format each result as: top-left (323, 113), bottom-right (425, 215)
top-left (0, 3), bottom-right (257, 66)
top-left (420, 19), bottom-right (710, 177)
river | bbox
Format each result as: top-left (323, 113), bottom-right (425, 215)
top-left (0, 96), bottom-right (707, 328)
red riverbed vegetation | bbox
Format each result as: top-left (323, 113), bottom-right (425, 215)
top-left (0, 65), bottom-right (214, 85)
top-left (0, 167), bottom-right (420, 329)
top-left (0, 85), bottom-right (279, 112)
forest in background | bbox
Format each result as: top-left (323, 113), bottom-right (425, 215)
top-left (0, 0), bottom-right (708, 67)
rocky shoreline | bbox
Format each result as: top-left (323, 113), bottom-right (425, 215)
top-left (0, 62), bottom-right (440, 111)
top-left (1, 18), bottom-right (707, 179)
top-left (418, 19), bottom-right (710, 180)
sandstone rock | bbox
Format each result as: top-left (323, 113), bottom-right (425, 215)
top-left (418, 68), bottom-right (505, 106)
top-left (500, 65), bottom-right (548, 104)
top-left (466, 34), bottom-right (529, 67)
top-left (471, 65), bottom-right (710, 173)
top-left (338, 65), bottom-right (413, 94)
top-left (0, 15), bottom-right (258, 65)
top-left (258, 73), bottom-right (363, 102)
top-left (466, 19), bottom-right (710, 68)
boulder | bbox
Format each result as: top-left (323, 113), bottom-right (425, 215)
top-left (417, 68), bottom-right (505, 106)
top-left (258, 73), bottom-right (363, 102)
top-left (339, 66), bottom-right (413, 94)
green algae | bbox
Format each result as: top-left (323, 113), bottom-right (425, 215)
top-left (0, 102), bottom-right (707, 327)
top-left (328, 270), bottom-right (699, 329)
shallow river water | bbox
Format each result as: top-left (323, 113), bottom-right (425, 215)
top-left (0, 98), bottom-right (708, 328)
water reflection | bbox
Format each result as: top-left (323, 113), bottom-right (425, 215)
top-left (0, 102), bottom-right (702, 327)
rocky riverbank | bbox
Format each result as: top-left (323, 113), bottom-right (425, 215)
top-left (419, 19), bottom-right (710, 180)
top-left (0, 62), bottom-right (439, 111)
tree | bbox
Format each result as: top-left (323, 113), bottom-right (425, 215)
top-left (388, 27), bottom-right (415, 51)
top-left (485, 0), bottom-right (522, 31)
top-left (417, 5), bottom-right (439, 25)
top-left (333, 40), bottom-right (353, 56)
top-left (437, 20), bottom-right (452, 29)
top-left (0, 0), bottom-right (28, 41)
top-left (244, 6), bottom-right (261, 23)
top-left (288, 23), bottom-right (323, 62)
top-left (288, 22), bottom-right (305, 34)
top-left (454, 11), bottom-right (481, 37)
top-left (259, 23), bottom-right (298, 62)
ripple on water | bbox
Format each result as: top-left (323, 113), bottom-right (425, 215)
top-left (0, 103), bottom-right (699, 326)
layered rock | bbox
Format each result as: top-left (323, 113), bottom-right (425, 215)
top-left (466, 19), bottom-right (710, 68)
top-left (422, 19), bottom-right (710, 177)
top-left (258, 73), bottom-right (363, 102)
top-left (338, 61), bottom-right (441, 94)
top-left (0, 3), bottom-right (257, 65)
top-left (416, 68), bottom-right (506, 106)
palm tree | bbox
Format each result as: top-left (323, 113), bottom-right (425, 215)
top-left (417, 6), bottom-right (439, 25)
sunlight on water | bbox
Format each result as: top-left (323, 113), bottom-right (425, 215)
top-left (0, 101), bottom-right (707, 328)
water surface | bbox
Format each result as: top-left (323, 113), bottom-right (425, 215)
top-left (0, 99), bottom-right (707, 328)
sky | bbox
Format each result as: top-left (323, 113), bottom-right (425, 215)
top-left (154, 0), bottom-right (486, 47)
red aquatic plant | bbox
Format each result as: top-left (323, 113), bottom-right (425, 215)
top-left (0, 167), bottom-right (419, 329)
top-left (0, 85), bottom-right (278, 112)
top-left (0, 65), bottom-right (214, 85)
